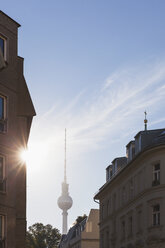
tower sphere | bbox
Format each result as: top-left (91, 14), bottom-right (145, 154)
top-left (57, 195), bottom-right (73, 211)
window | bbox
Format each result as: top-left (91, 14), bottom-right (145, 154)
top-left (122, 186), bottom-right (126, 205)
top-left (137, 210), bottom-right (142, 233)
top-left (0, 95), bottom-right (6, 132)
top-left (121, 220), bottom-right (125, 240)
top-left (0, 215), bottom-right (5, 247)
top-left (152, 163), bottom-right (160, 186)
top-left (0, 157), bottom-right (6, 192)
top-left (101, 232), bottom-right (105, 248)
top-left (113, 218), bottom-right (116, 235)
top-left (0, 35), bottom-right (6, 60)
top-left (0, 37), bottom-right (4, 56)
top-left (129, 179), bottom-right (134, 200)
top-left (152, 204), bottom-right (160, 226)
top-left (106, 230), bottom-right (109, 247)
top-left (128, 216), bottom-right (133, 236)
top-left (113, 193), bottom-right (116, 211)
top-left (101, 204), bottom-right (105, 220)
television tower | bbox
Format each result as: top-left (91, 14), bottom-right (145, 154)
top-left (57, 129), bottom-right (73, 234)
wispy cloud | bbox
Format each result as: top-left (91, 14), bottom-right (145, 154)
top-left (28, 60), bottom-right (165, 164)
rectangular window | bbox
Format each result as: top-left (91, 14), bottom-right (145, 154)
top-left (101, 232), bottom-right (104, 248)
top-left (106, 230), bottom-right (109, 247)
top-left (0, 37), bottom-right (4, 56)
top-left (152, 204), bottom-right (160, 226)
top-left (0, 215), bottom-right (5, 247)
top-left (0, 35), bottom-right (6, 60)
top-left (113, 193), bottom-right (116, 211)
top-left (0, 157), bottom-right (5, 192)
top-left (128, 216), bottom-right (133, 236)
top-left (101, 204), bottom-right (104, 220)
top-left (137, 210), bottom-right (142, 232)
top-left (121, 220), bottom-right (125, 240)
top-left (122, 186), bottom-right (126, 205)
top-left (129, 179), bottom-right (134, 200)
top-left (152, 163), bottom-right (160, 186)
top-left (0, 95), bottom-right (6, 133)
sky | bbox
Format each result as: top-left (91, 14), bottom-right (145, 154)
top-left (1, 0), bottom-right (165, 233)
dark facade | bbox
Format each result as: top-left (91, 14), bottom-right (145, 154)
top-left (0, 11), bottom-right (35, 248)
top-left (94, 128), bottom-right (165, 248)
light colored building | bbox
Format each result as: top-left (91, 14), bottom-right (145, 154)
top-left (59, 209), bottom-right (99, 248)
top-left (94, 127), bottom-right (165, 248)
top-left (0, 11), bottom-right (35, 248)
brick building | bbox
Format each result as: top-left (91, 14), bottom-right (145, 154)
top-left (0, 11), bottom-right (35, 248)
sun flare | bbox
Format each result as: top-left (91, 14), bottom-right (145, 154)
top-left (20, 149), bottom-right (29, 163)
top-left (19, 141), bottom-right (49, 171)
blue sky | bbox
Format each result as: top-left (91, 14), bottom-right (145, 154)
top-left (1, 0), bottom-right (165, 232)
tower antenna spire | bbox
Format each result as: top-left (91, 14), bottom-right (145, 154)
top-left (64, 128), bottom-right (67, 183)
top-left (144, 111), bottom-right (148, 131)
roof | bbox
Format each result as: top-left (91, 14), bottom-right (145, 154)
top-left (0, 10), bottom-right (21, 27)
top-left (94, 128), bottom-right (165, 200)
top-left (134, 128), bottom-right (165, 138)
top-left (126, 140), bottom-right (135, 147)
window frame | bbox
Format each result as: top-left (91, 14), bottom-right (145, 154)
top-left (0, 156), bottom-right (6, 193)
top-left (0, 94), bottom-right (7, 133)
top-left (0, 214), bottom-right (5, 246)
top-left (0, 35), bottom-right (7, 61)
top-left (121, 220), bottom-right (125, 240)
top-left (152, 204), bottom-right (160, 226)
top-left (152, 163), bottom-right (160, 186)
top-left (136, 208), bottom-right (142, 234)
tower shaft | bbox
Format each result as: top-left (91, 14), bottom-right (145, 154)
top-left (62, 210), bottom-right (68, 234)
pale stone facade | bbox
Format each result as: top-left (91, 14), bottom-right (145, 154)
top-left (59, 209), bottom-right (99, 248)
top-left (0, 11), bottom-right (35, 248)
top-left (94, 129), bottom-right (165, 248)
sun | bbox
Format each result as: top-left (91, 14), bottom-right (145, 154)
top-left (19, 141), bottom-right (49, 171)
top-left (20, 149), bottom-right (29, 163)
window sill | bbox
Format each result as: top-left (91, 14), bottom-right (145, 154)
top-left (148, 225), bottom-right (163, 232)
top-left (152, 180), bottom-right (160, 187)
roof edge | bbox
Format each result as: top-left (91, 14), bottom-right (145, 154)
top-left (0, 10), bottom-right (21, 27)
top-left (94, 143), bottom-right (165, 200)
